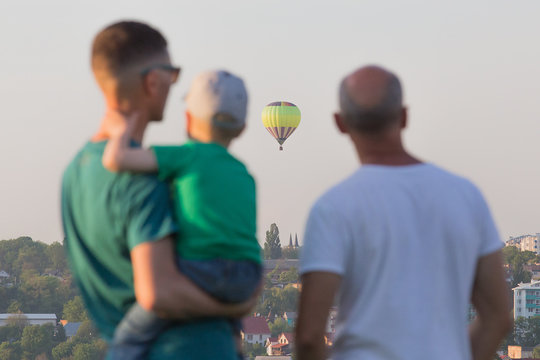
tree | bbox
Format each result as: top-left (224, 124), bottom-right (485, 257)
top-left (72, 321), bottom-right (98, 345)
top-left (256, 285), bottom-right (299, 317)
top-left (5, 314), bottom-right (28, 330)
top-left (278, 267), bottom-right (299, 284)
top-left (62, 296), bottom-right (89, 323)
top-left (268, 317), bottom-right (292, 337)
top-left (20, 324), bottom-right (54, 360)
top-left (72, 343), bottom-right (98, 360)
top-left (0, 324), bottom-right (24, 344)
top-left (502, 246), bottom-right (536, 287)
top-left (282, 247), bottom-right (299, 259)
top-left (6, 301), bottom-right (22, 314)
top-left (53, 324), bottom-right (66, 345)
top-left (533, 346), bottom-right (540, 359)
top-left (0, 341), bottom-right (22, 360)
top-left (47, 242), bottom-right (67, 274)
top-left (264, 224), bottom-right (282, 260)
top-left (243, 342), bottom-right (266, 360)
top-left (51, 340), bottom-right (74, 360)
top-left (0, 237), bottom-right (34, 280)
top-left (19, 271), bottom-right (65, 314)
top-left (14, 242), bottom-right (50, 276)
top-left (91, 339), bottom-right (107, 358)
top-left (514, 317), bottom-right (540, 347)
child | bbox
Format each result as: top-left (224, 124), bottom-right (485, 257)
top-left (103, 70), bottom-right (262, 360)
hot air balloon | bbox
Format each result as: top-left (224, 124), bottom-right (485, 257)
top-left (261, 101), bottom-right (301, 150)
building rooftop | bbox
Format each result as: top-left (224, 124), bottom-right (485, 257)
top-left (0, 314), bottom-right (57, 320)
top-left (263, 259), bottom-right (299, 271)
top-left (279, 332), bottom-right (295, 344)
top-left (63, 322), bottom-right (82, 338)
top-left (513, 280), bottom-right (540, 291)
top-left (242, 316), bottom-right (271, 335)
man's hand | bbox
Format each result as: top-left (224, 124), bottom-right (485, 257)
top-left (104, 109), bottom-right (138, 138)
top-left (296, 272), bottom-right (341, 360)
top-left (469, 250), bottom-right (513, 360)
top-left (131, 237), bottom-right (261, 320)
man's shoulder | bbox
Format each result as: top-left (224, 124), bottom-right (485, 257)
top-left (63, 141), bottom-right (166, 194)
top-left (423, 163), bottom-right (483, 197)
top-left (311, 163), bottom-right (482, 212)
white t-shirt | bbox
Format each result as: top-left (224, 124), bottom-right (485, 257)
top-left (300, 163), bottom-right (503, 360)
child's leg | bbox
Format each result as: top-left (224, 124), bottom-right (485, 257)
top-left (177, 259), bottom-right (261, 360)
top-left (177, 258), bottom-right (262, 303)
top-left (108, 303), bottom-right (169, 360)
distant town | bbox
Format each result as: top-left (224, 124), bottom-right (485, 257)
top-left (1, 228), bottom-right (540, 359)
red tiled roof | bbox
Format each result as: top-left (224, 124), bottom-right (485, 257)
top-left (242, 316), bottom-right (271, 335)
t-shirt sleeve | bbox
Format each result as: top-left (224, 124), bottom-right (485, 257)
top-left (300, 198), bottom-right (349, 276)
top-left (151, 145), bottom-right (196, 181)
top-left (125, 176), bottom-right (178, 250)
top-left (474, 187), bottom-right (504, 256)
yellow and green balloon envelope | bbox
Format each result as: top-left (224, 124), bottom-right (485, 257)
top-left (261, 101), bottom-right (301, 150)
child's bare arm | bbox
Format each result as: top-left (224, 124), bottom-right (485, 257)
top-left (102, 112), bottom-right (158, 173)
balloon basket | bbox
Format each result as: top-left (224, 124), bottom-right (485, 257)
top-left (279, 146), bottom-right (283, 151)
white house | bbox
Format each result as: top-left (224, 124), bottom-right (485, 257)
top-left (269, 332), bottom-right (295, 356)
top-left (241, 316), bottom-right (271, 345)
top-left (513, 280), bottom-right (540, 319)
top-left (0, 314), bottom-right (57, 327)
top-left (265, 337), bottom-right (278, 355)
top-left (0, 271), bottom-right (9, 279)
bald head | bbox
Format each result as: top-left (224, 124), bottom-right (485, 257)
top-left (339, 65), bottom-right (403, 133)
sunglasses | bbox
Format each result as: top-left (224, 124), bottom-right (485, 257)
top-left (140, 64), bottom-right (181, 83)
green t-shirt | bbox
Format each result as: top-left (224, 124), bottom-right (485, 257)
top-left (61, 141), bottom-right (177, 340)
top-left (63, 141), bottom-right (241, 359)
top-left (152, 141), bottom-right (261, 264)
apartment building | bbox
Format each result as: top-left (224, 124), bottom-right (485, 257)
top-left (506, 234), bottom-right (540, 254)
top-left (513, 280), bottom-right (540, 319)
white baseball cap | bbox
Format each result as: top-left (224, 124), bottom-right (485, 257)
top-left (185, 70), bottom-right (248, 128)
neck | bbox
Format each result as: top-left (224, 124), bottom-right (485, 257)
top-left (350, 131), bottom-right (421, 166)
top-left (92, 98), bottom-right (150, 143)
top-left (188, 132), bottom-right (231, 148)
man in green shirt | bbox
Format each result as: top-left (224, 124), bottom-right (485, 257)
top-left (61, 21), bottom-right (255, 360)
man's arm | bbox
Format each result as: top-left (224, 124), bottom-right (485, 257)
top-left (469, 250), bottom-right (513, 360)
top-left (131, 236), bottom-right (258, 319)
top-left (295, 272), bottom-right (341, 360)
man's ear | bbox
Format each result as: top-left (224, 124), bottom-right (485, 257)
top-left (334, 113), bottom-right (348, 134)
top-left (142, 71), bottom-right (159, 96)
top-left (400, 107), bottom-right (408, 129)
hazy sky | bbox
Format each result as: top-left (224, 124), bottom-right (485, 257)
top-left (1, 0), bottom-right (539, 245)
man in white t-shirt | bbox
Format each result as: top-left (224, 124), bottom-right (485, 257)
top-left (295, 65), bottom-right (512, 360)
